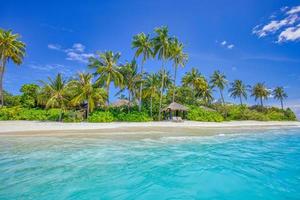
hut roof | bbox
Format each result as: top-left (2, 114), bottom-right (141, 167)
top-left (163, 102), bottom-right (188, 111)
top-left (111, 99), bottom-right (131, 107)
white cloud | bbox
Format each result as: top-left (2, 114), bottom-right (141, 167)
top-left (253, 5), bottom-right (300, 42)
top-left (48, 43), bottom-right (94, 63)
top-left (219, 40), bottom-right (234, 49)
top-left (221, 41), bottom-right (227, 45)
top-left (28, 63), bottom-right (72, 76)
top-left (227, 44), bottom-right (234, 49)
top-left (231, 66), bottom-right (237, 71)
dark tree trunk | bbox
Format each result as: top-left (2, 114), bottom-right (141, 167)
top-left (220, 89), bottom-right (225, 105)
top-left (0, 60), bottom-right (6, 107)
top-left (150, 95), bottom-right (153, 117)
top-left (281, 99), bottom-right (284, 110)
top-left (260, 97), bottom-right (263, 107)
top-left (172, 65), bottom-right (178, 103)
top-left (158, 61), bottom-right (165, 121)
top-left (138, 62), bottom-right (144, 112)
top-left (239, 95), bottom-right (243, 106)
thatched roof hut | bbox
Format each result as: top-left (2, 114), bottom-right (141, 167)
top-left (163, 102), bottom-right (188, 112)
top-left (111, 99), bottom-right (132, 107)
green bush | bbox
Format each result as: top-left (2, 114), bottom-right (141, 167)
top-left (187, 106), bottom-right (224, 122)
top-left (87, 111), bottom-right (114, 122)
top-left (115, 111), bottom-right (152, 122)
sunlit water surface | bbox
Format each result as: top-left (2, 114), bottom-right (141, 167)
top-left (0, 128), bottom-right (300, 200)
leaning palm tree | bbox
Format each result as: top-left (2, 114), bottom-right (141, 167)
top-left (118, 60), bottom-right (141, 103)
top-left (40, 73), bottom-right (69, 121)
top-left (152, 26), bottom-right (172, 120)
top-left (144, 73), bottom-right (160, 117)
top-left (0, 29), bottom-right (26, 106)
top-left (69, 73), bottom-right (107, 117)
top-left (132, 33), bottom-right (153, 111)
top-left (229, 80), bottom-right (249, 105)
top-left (273, 86), bottom-right (287, 110)
top-left (210, 70), bottom-right (227, 105)
top-left (170, 38), bottom-right (188, 102)
top-left (251, 83), bottom-right (270, 107)
top-left (89, 51), bottom-right (123, 105)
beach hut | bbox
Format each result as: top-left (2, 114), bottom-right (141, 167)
top-left (163, 102), bottom-right (188, 121)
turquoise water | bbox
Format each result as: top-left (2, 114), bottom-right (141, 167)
top-left (0, 129), bottom-right (300, 200)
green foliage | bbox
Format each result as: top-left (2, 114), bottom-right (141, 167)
top-left (20, 84), bottom-right (39, 108)
top-left (187, 106), bottom-right (224, 122)
top-left (115, 111), bottom-right (152, 122)
top-left (87, 111), bottom-right (114, 122)
top-left (3, 91), bottom-right (21, 107)
top-left (63, 110), bottom-right (84, 122)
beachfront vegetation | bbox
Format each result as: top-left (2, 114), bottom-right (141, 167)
top-left (0, 27), bottom-right (297, 122)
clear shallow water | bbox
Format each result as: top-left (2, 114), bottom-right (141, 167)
top-left (0, 129), bottom-right (300, 200)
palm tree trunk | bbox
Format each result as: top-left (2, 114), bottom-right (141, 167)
top-left (172, 65), bottom-right (177, 103)
top-left (260, 97), bottom-right (263, 107)
top-left (239, 95), bottom-right (243, 106)
top-left (158, 61), bottom-right (165, 121)
top-left (86, 102), bottom-right (90, 119)
top-left (220, 89), bottom-right (225, 105)
top-left (280, 99), bottom-right (283, 110)
top-left (0, 60), bottom-right (6, 107)
top-left (128, 90), bottom-right (131, 113)
top-left (150, 95), bottom-right (153, 117)
top-left (138, 62), bottom-right (144, 112)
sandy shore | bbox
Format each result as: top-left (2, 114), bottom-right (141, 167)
top-left (0, 120), bottom-right (299, 135)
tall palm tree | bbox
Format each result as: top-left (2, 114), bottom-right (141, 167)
top-left (89, 51), bottom-right (123, 105)
top-left (182, 67), bottom-right (206, 101)
top-left (132, 33), bottom-right (153, 111)
top-left (152, 26), bottom-right (172, 120)
top-left (199, 85), bottom-right (214, 106)
top-left (170, 38), bottom-right (188, 102)
top-left (69, 73), bottom-right (107, 117)
top-left (40, 73), bottom-right (69, 121)
top-left (251, 83), bottom-right (270, 107)
top-left (144, 73), bottom-right (160, 117)
top-left (118, 60), bottom-right (141, 103)
top-left (273, 86), bottom-right (287, 110)
top-left (210, 70), bottom-right (227, 105)
top-left (0, 29), bottom-right (26, 106)
top-left (229, 80), bottom-right (249, 105)
top-left (158, 69), bottom-right (172, 93)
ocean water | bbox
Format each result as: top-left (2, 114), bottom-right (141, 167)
top-left (0, 129), bottom-right (300, 200)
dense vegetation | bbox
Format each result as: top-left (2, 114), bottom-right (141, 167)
top-left (0, 28), bottom-right (297, 122)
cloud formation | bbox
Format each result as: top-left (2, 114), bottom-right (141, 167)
top-left (253, 5), bottom-right (300, 42)
top-left (28, 63), bottom-right (72, 76)
top-left (220, 40), bottom-right (235, 49)
top-left (48, 43), bottom-right (94, 63)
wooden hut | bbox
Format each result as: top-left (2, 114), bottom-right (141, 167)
top-left (162, 102), bottom-right (188, 121)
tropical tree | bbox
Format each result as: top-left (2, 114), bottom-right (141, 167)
top-left (152, 26), bottom-right (172, 120)
top-left (20, 84), bottom-right (40, 108)
top-left (69, 73), bottom-right (107, 117)
top-left (228, 80), bottom-right (249, 105)
top-left (170, 38), bottom-right (188, 102)
top-left (39, 73), bottom-right (69, 121)
top-left (273, 86), bottom-right (287, 110)
top-left (132, 33), bottom-right (153, 111)
top-left (0, 29), bottom-right (26, 106)
top-left (158, 69), bottom-right (173, 93)
top-left (118, 60), bottom-right (141, 103)
top-left (89, 51), bottom-right (123, 105)
top-left (144, 73), bottom-right (160, 117)
top-left (251, 83), bottom-right (270, 107)
top-left (199, 85), bottom-right (214, 106)
top-left (210, 70), bottom-right (227, 105)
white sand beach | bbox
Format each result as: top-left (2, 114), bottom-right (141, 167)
top-left (0, 120), bottom-right (300, 134)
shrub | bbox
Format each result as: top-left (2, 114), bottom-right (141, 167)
top-left (187, 106), bottom-right (224, 122)
top-left (115, 111), bottom-right (152, 122)
top-left (87, 111), bottom-right (114, 122)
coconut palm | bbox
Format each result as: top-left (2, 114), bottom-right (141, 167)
top-left (69, 73), bottom-right (107, 117)
top-left (144, 73), bottom-right (160, 117)
top-left (132, 33), bottom-right (153, 111)
top-left (170, 38), bottom-right (188, 102)
top-left (199, 85), bottom-right (214, 106)
top-left (229, 80), bottom-right (249, 105)
top-left (39, 73), bottom-right (69, 121)
top-left (182, 67), bottom-right (206, 101)
top-left (152, 26), bottom-right (172, 120)
top-left (0, 29), bottom-right (26, 106)
top-left (273, 86), bottom-right (287, 110)
top-left (158, 69), bottom-right (173, 93)
top-left (210, 70), bottom-right (227, 105)
top-left (251, 83), bottom-right (270, 107)
top-left (118, 60), bottom-right (142, 103)
top-left (88, 51), bottom-right (123, 105)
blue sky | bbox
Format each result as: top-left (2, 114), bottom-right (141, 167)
top-left (1, 0), bottom-right (300, 116)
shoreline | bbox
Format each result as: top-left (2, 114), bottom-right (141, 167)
top-left (0, 121), bottom-right (300, 136)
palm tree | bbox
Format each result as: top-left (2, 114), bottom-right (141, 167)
top-left (118, 60), bottom-right (141, 103)
top-left (170, 38), bottom-right (188, 102)
top-left (144, 73), bottom-right (160, 117)
top-left (251, 83), bottom-right (270, 107)
top-left (132, 33), bottom-right (153, 111)
top-left (199, 85), bottom-right (214, 106)
top-left (158, 69), bottom-right (173, 93)
top-left (273, 86), bottom-right (287, 110)
top-left (40, 73), bottom-right (69, 121)
top-left (88, 51), bottom-right (123, 105)
top-left (0, 29), bottom-right (26, 106)
top-left (210, 70), bottom-right (227, 105)
top-left (182, 67), bottom-right (206, 101)
top-left (69, 73), bottom-right (107, 117)
top-left (229, 80), bottom-right (249, 105)
top-left (152, 26), bottom-right (172, 120)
